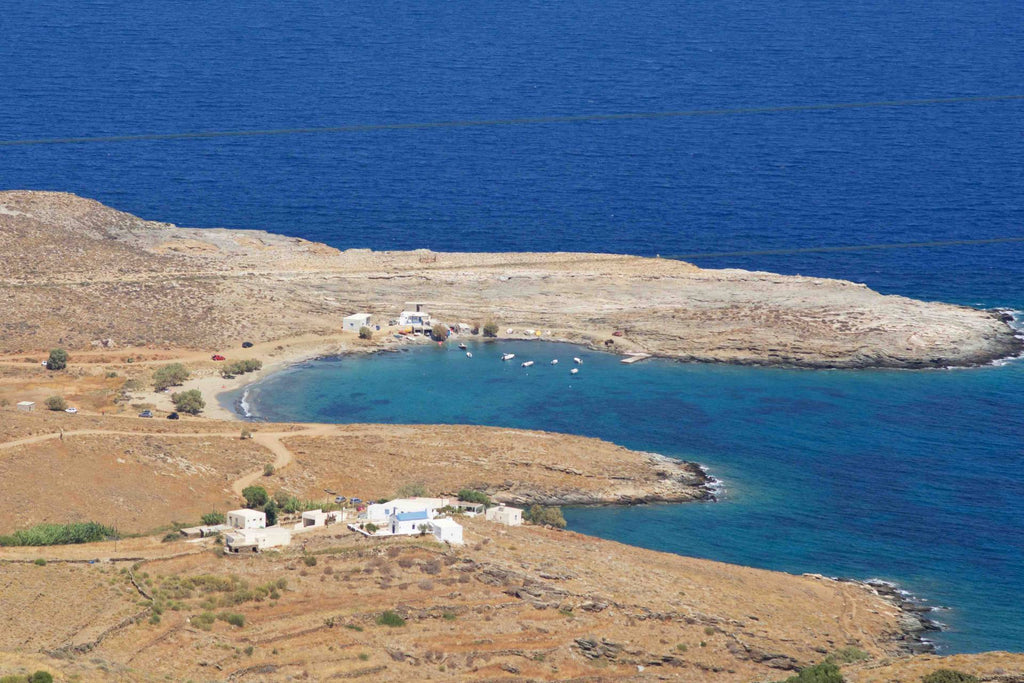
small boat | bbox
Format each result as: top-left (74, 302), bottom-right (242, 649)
top-left (466, 352), bottom-right (473, 358)
top-left (570, 368), bottom-right (579, 375)
top-left (550, 359), bottom-right (558, 365)
top-left (501, 353), bottom-right (516, 361)
top-left (521, 361), bottom-right (534, 368)
top-left (573, 357), bottom-right (583, 365)
top-left (458, 343), bottom-right (467, 349)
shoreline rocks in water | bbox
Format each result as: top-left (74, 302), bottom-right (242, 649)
top-left (834, 577), bottom-right (946, 655)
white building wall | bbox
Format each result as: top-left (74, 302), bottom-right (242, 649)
top-left (343, 314), bottom-right (372, 333)
top-left (429, 519), bottom-right (463, 544)
top-left (227, 509), bottom-right (266, 530)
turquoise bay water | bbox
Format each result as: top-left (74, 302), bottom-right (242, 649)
top-left (234, 339), bottom-right (1024, 653)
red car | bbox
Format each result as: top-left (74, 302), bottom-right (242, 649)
top-left (211, 354), bottom-right (226, 361)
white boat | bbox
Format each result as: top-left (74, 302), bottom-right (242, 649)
top-left (550, 359), bottom-right (558, 365)
top-left (573, 357), bottom-right (583, 365)
top-left (458, 343), bottom-right (467, 349)
top-left (466, 352), bottom-right (473, 358)
top-left (521, 361), bottom-right (534, 367)
top-left (570, 368), bottom-right (579, 375)
top-left (501, 353), bottom-right (516, 361)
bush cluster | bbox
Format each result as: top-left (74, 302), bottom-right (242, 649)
top-left (171, 389), bottom-right (205, 415)
top-left (482, 321), bottom-right (499, 337)
top-left (46, 349), bottom-right (67, 371)
top-left (0, 522), bottom-right (117, 547)
top-left (922, 671), bottom-right (979, 683)
top-left (152, 363), bottom-right (189, 391)
top-left (775, 662), bottom-right (844, 683)
top-left (44, 395), bottom-right (67, 411)
top-left (221, 359), bottom-right (262, 378)
top-left (201, 511), bottom-right (225, 526)
top-left (358, 326), bottom-right (373, 340)
top-left (523, 505), bottom-right (567, 529)
top-left (242, 485), bottom-right (268, 509)
top-left (376, 610), bottom-right (406, 627)
top-left (431, 323), bottom-right (449, 341)
top-left (457, 489), bottom-right (492, 506)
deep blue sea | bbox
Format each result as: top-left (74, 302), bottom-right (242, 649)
top-left (2, 0), bottom-right (1022, 654)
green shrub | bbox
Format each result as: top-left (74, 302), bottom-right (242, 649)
top-left (523, 504), bottom-right (567, 529)
top-left (442, 612), bottom-right (456, 621)
top-left (242, 485), bottom-right (269, 509)
top-left (218, 612), bottom-right (245, 627)
top-left (303, 555), bottom-right (317, 567)
top-left (376, 610), bottom-right (406, 627)
top-left (358, 326), bottom-right (373, 340)
top-left (457, 489), bottom-right (492, 506)
top-left (922, 671), bottom-right (980, 683)
top-left (201, 511), bottom-right (226, 526)
top-left (0, 521), bottom-right (117, 546)
top-left (778, 661), bottom-right (844, 683)
top-left (482, 321), bottom-right (499, 337)
top-left (46, 349), bottom-right (67, 371)
top-left (171, 389), bottom-right (205, 415)
top-left (345, 623), bottom-right (364, 632)
top-left (364, 523), bottom-right (379, 534)
top-left (221, 359), bottom-right (263, 378)
top-left (263, 501), bottom-right (278, 526)
top-left (431, 323), bottom-right (449, 341)
top-left (358, 652), bottom-right (370, 661)
top-left (34, 558), bottom-right (46, 566)
top-left (44, 395), bottom-right (67, 411)
top-left (263, 463), bottom-right (275, 477)
top-left (29, 673), bottom-right (54, 683)
top-left (152, 363), bottom-right (189, 391)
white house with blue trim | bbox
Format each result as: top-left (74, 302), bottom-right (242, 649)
top-left (390, 509), bottom-right (431, 535)
top-left (365, 497), bottom-right (451, 523)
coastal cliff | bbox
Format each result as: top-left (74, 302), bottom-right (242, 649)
top-left (1, 191), bottom-right (1019, 368)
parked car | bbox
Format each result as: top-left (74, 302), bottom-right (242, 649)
top-left (241, 341), bottom-right (254, 348)
top-left (167, 412), bottom-right (179, 420)
top-left (211, 354), bottom-right (226, 361)
top-left (334, 496), bottom-right (346, 504)
top-left (139, 410), bottom-right (153, 418)
top-left (65, 407), bottom-right (78, 414)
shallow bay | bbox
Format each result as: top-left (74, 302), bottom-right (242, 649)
top-left (236, 339), bottom-right (1024, 653)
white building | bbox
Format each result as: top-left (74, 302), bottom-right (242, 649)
top-left (227, 509), bottom-right (266, 530)
top-left (300, 509), bottom-right (328, 528)
top-left (485, 504), bottom-right (523, 526)
top-left (365, 497), bottom-right (451, 523)
top-left (398, 310), bottom-right (432, 331)
top-left (343, 313), bottom-right (373, 334)
top-left (429, 517), bottom-right (464, 544)
top-left (16, 401), bottom-right (34, 412)
top-left (224, 526), bottom-right (292, 554)
top-left (388, 510), bottom-right (432, 536)
top-left (455, 502), bottom-right (485, 516)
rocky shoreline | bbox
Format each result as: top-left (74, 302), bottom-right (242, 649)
top-left (840, 578), bottom-right (946, 655)
top-left (479, 455), bottom-right (716, 508)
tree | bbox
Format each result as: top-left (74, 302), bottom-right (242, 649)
top-left (45, 395), bottom-right (67, 411)
top-left (46, 348), bottom-right (67, 371)
top-left (263, 500), bottom-right (278, 526)
top-left (431, 323), bottom-right (449, 341)
top-left (242, 485), bottom-right (269, 509)
top-left (524, 505), bottom-right (567, 528)
top-left (152, 363), bottom-right (189, 391)
top-left (457, 489), bottom-right (492, 506)
top-left (482, 321), bottom-right (499, 337)
top-left (171, 389), bottom-right (205, 415)
top-left (359, 326), bottom-right (373, 340)
top-left (779, 662), bottom-right (844, 683)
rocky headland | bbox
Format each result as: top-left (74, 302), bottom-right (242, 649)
top-left (1, 191), bottom-right (1019, 369)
